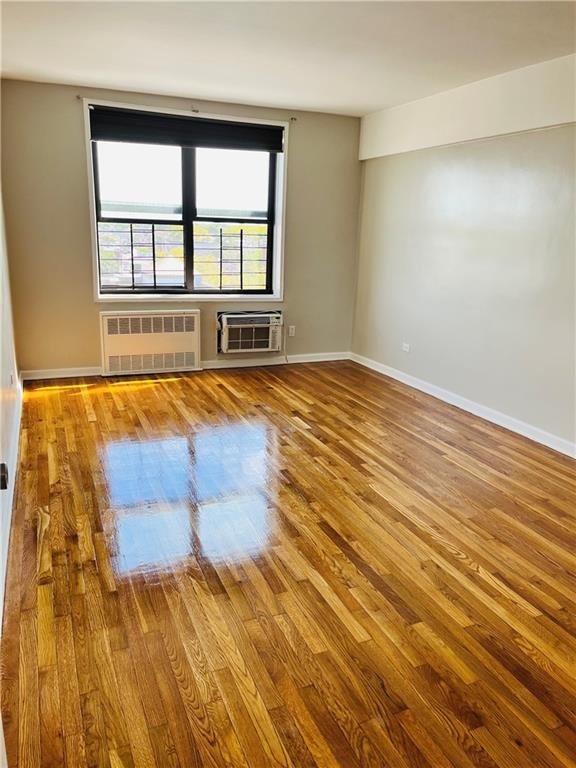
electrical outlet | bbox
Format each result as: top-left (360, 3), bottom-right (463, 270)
top-left (288, 325), bottom-right (296, 337)
top-left (402, 342), bottom-right (410, 353)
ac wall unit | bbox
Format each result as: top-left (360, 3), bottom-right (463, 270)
top-left (100, 310), bottom-right (201, 375)
top-left (219, 311), bottom-right (283, 353)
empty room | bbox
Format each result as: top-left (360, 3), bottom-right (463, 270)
top-left (0, 1), bottom-right (575, 766)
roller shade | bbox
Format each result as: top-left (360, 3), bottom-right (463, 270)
top-left (89, 105), bottom-right (284, 152)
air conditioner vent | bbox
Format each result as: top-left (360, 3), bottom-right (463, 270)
top-left (230, 315), bottom-right (272, 326)
top-left (219, 311), bottom-right (283, 354)
top-left (101, 311), bottom-right (201, 376)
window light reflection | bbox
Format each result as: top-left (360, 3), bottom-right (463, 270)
top-left (114, 504), bottom-right (192, 574)
top-left (198, 493), bottom-right (268, 563)
top-left (105, 422), bottom-right (275, 575)
top-left (105, 437), bottom-right (191, 506)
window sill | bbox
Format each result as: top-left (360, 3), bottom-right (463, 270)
top-left (95, 293), bottom-right (283, 303)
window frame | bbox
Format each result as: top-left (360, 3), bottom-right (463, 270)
top-left (83, 99), bottom-right (288, 302)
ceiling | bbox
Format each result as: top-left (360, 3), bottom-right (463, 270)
top-left (2, 2), bottom-right (575, 116)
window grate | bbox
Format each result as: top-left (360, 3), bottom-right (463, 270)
top-left (97, 219), bottom-right (269, 294)
top-left (192, 221), bottom-right (268, 292)
top-left (98, 221), bottom-right (185, 291)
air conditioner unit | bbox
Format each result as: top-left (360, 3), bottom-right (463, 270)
top-left (219, 311), bottom-right (283, 354)
top-left (100, 310), bottom-right (201, 375)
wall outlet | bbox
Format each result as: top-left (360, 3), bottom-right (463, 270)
top-left (402, 342), bottom-right (410, 352)
top-left (288, 325), bottom-right (296, 337)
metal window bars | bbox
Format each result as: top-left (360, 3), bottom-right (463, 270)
top-left (97, 221), bottom-right (185, 290)
top-left (98, 220), bottom-right (269, 293)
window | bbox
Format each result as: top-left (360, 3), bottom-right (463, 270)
top-left (89, 104), bottom-right (285, 296)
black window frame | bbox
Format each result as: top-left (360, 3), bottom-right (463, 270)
top-left (90, 108), bottom-right (282, 296)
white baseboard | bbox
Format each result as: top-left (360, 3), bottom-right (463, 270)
top-left (202, 356), bottom-right (287, 370)
top-left (21, 366), bottom-right (103, 380)
top-left (349, 353), bottom-right (576, 459)
top-left (202, 351), bottom-right (349, 369)
top-left (287, 352), bottom-right (350, 364)
top-left (20, 353), bottom-right (350, 380)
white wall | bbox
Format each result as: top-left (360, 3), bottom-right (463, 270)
top-left (0, 194), bottom-right (21, 768)
top-left (360, 54), bottom-right (576, 160)
top-left (0, 14), bottom-right (20, 763)
top-left (0, 193), bottom-right (21, 621)
top-left (353, 125), bottom-right (576, 456)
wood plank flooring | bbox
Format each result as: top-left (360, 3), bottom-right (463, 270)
top-left (2, 361), bottom-right (576, 767)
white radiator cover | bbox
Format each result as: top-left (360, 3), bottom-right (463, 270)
top-left (100, 310), bottom-right (201, 375)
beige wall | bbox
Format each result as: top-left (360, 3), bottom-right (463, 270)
top-left (353, 125), bottom-right (576, 444)
top-left (1, 79), bottom-right (361, 370)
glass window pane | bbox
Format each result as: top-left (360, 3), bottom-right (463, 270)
top-left (154, 224), bottom-right (185, 287)
top-left (97, 222), bottom-right (133, 287)
top-left (192, 221), bottom-right (268, 291)
top-left (96, 141), bottom-right (182, 220)
top-left (195, 149), bottom-right (269, 219)
top-left (98, 222), bottom-right (185, 290)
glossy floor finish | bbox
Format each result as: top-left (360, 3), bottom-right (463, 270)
top-left (2, 362), bottom-right (576, 768)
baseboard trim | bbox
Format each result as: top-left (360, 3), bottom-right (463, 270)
top-left (21, 353), bottom-right (351, 380)
top-left (202, 356), bottom-right (286, 370)
top-left (21, 366), bottom-right (103, 380)
top-left (202, 351), bottom-right (349, 370)
top-left (349, 353), bottom-right (576, 459)
top-left (287, 352), bottom-right (350, 364)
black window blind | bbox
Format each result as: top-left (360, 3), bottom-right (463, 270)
top-left (89, 106), bottom-right (284, 152)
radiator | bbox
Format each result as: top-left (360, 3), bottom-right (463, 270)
top-left (100, 310), bottom-right (201, 375)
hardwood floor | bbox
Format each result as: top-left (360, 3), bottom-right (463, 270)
top-left (2, 361), bottom-right (575, 767)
